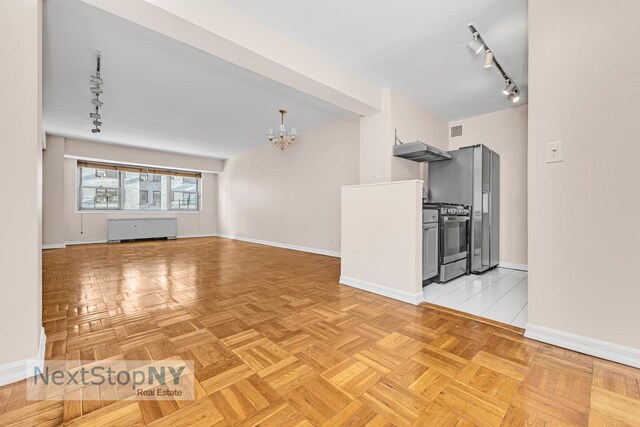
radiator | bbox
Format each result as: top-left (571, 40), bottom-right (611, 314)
top-left (107, 218), bottom-right (177, 242)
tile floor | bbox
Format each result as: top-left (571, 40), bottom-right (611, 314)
top-left (423, 268), bottom-right (528, 328)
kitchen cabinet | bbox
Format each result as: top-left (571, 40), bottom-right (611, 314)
top-left (423, 222), bottom-right (438, 281)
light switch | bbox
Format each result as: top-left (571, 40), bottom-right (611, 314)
top-left (546, 141), bottom-right (564, 163)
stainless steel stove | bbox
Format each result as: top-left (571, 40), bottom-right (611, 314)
top-left (423, 202), bottom-right (470, 283)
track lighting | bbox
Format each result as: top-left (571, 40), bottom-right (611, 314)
top-left (467, 24), bottom-right (522, 104)
top-left (89, 52), bottom-right (104, 133)
top-left (483, 50), bottom-right (494, 68)
top-left (467, 33), bottom-right (484, 55)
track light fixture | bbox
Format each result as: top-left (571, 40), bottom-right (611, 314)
top-left (467, 24), bottom-right (521, 104)
top-left (467, 33), bottom-right (484, 55)
top-left (89, 52), bottom-right (103, 133)
top-left (483, 50), bottom-right (494, 68)
top-left (502, 81), bottom-right (516, 95)
top-left (89, 75), bottom-right (103, 85)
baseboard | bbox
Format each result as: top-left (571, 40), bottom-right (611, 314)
top-left (42, 243), bottom-right (66, 250)
top-left (48, 234), bottom-right (218, 248)
top-left (65, 239), bottom-right (108, 246)
top-left (339, 275), bottom-right (423, 305)
top-left (499, 262), bottom-right (528, 271)
top-left (0, 327), bottom-right (46, 387)
top-left (525, 323), bottom-right (640, 369)
top-left (217, 234), bottom-right (341, 258)
top-left (176, 233), bottom-right (218, 239)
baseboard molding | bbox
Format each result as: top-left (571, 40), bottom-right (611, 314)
top-left (217, 234), bottom-right (341, 258)
top-left (0, 327), bottom-right (46, 387)
top-left (499, 262), bottom-right (528, 271)
top-left (65, 239), bottom-right (108, 246)
top-left (46, 234), bottom-right (219, 249)
top-left (42, 243), bottom-right (66, 250)
top-left (525, 323), bottom-right (640, 369)
top-left (339, 275), bottom-right (423, 305)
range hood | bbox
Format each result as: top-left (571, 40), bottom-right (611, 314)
top-left (393, 141), bottom-right (452, 163)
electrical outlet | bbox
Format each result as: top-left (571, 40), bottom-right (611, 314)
top-left (546, 141), bottom-right (564, 163)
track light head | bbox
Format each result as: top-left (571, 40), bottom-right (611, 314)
top-left (91, 128), bottom-right (101, 134)
top-left (90, 86), bottom-right (103, 94)
top-left (90, 112), bottom-right (101, 119)
top-left (467, 33), bottom-right (484, 55)
top-left (502, 81), bottom-right (516, 95)
top-left (508, 91), bottom-right (520, 103)
top-left (89, 75), bottom-right (103, 85)
top-left (91, 98), bottom-right (103, 107)
top-left (483, 50), bottom-right (494, 68)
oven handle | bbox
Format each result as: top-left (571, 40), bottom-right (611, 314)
top-left (443, 216), bottom-right (470, 222)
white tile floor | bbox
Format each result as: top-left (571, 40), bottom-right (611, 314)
top-left (422, 268), bottom-right (528, 328)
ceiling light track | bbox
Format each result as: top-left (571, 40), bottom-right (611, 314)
top-left (90, 52), bottom-right (103, 133)
top-left (467, 24), bottom-right (521, 103)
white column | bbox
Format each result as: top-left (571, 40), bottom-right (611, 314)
top-left (0, 0), bottom-right (44, 384)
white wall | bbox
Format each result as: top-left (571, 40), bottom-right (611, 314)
top-left (0, 0), bottom-right (43, 369)
top-left (389, 90), bottom-right (449, 182)
top-left (218, 116), bottom-right (359, 253)
top-left (42, 136), bottom-right (66, 245)
top-left (449, 105), bottom-right (528, 268)
top-left (341, 180), bottom-right (423, 304)
top-left (42, 137), bottom-right (219, 245)
top-left (359, 88), bottom-right (449, 184)
top-left (528, 0), bottom-right (640, 355)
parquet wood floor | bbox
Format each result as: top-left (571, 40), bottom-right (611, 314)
top-left (1, 237), bottom-right (639, 426)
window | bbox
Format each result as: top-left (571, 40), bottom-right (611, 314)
top-left (78, 162), bottom-right (201, 211)
top-left (170, 176), bottom-right (199, 210)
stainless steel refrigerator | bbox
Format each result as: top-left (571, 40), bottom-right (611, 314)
top-left (427, 145), bottom-right (500, 273)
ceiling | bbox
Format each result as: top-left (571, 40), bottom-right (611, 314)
top-left (43, 0), bottom-right (351, 159)
top-left (226, 0), bottom-right (528, 121)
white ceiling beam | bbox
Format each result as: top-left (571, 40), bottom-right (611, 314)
top-left (80, 0), bottom-right (382, 116)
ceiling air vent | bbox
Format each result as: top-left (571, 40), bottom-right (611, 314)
top-left (450, 125), bottom-right (463, 138)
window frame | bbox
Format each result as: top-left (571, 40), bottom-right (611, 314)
top-left (76, 163), bottom-right (202, 213)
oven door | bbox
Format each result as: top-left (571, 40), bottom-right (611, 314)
top-left (441, 215), bottom-right (469, 264)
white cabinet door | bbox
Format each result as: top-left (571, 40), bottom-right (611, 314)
top-left (423, 223), bottom-right (439, 280)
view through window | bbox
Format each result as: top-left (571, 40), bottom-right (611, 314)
top-left (78, 164), bottom-right (201, 211)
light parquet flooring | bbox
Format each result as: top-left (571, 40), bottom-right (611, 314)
top-left (1, 237), bottom-right (639, 426)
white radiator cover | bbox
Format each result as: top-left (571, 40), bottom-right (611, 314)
top-left (107, 218), bottom-right (177, 242)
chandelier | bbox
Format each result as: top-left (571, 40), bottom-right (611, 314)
top-left (267, 109), bottom-right (297, 150)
